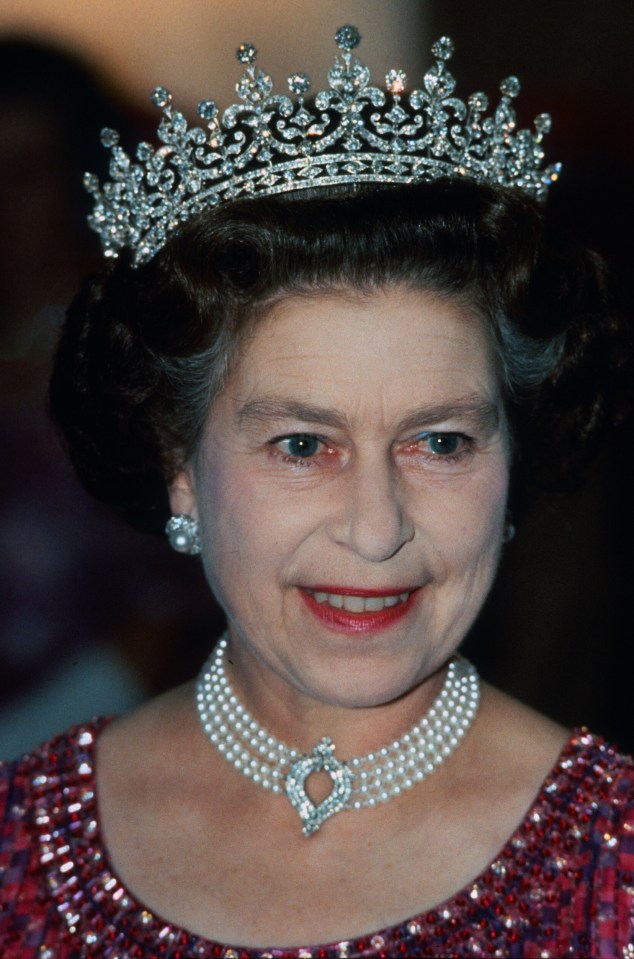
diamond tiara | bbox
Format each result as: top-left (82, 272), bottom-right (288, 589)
top-left (85, 25), bottom-right (561, 267)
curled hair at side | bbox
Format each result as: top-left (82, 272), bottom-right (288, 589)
top-left (50, 179), bottom-right (631, 533)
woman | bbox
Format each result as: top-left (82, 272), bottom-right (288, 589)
top-left (1, 26), bottom-right (632, 959)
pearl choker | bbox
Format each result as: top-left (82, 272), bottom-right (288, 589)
top-left (196, 636), bottom-right (480, 836)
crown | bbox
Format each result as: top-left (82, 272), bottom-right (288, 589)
top-left (85, 25), bottom-right (561, 267)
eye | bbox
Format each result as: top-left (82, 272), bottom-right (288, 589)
top-left (275, 434), bottom-right (322, 459)
top-left (424, 433), bottom-right (463, 455)
top-left (402, 431), bottom-right (472, 467)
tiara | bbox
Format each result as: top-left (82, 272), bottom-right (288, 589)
top-left (85, 25), bottom-right (561, 266)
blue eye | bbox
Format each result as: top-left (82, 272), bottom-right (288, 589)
top-left (424, 433), bottom-right (462, 455)
top-left (279, 434), bottom-right (321, 458)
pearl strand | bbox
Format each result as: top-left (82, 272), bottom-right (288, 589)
top-left (196, 636), bottom-right (480, 817)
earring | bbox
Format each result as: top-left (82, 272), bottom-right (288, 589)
top-left (165, 514), bottom-right (202, 555)
top-left (503, 517), bottom-right (516, 543)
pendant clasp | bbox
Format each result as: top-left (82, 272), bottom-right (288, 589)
top-left (285, 738), bottom-right (353, 836)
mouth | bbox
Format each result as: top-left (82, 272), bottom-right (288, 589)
top-left (300, 586), bottom-right (420, 633)
top-left (305, 588), bottom-right (411, 613)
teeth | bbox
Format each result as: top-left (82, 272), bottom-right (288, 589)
top-left (364, 596), bottom-right (385, 612)
top-left (309, 590), bottom-right (410, 613)
top-left (342, 595), bottom-right (365, 613)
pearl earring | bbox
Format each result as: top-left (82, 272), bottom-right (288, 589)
top-left (165, 514), bottom-right (202, 555)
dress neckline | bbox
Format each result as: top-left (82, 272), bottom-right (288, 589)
top-left (27, 720), bottom-right (621, 958)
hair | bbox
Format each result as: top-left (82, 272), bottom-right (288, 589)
top-left (50, 178), bottom-right (630, 534)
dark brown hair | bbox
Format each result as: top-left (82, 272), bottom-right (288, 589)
top-left (50, 178), bottom-right (629, 533)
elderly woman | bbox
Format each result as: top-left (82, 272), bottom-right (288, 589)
top-left (1, 26), bottom-right (632, 959)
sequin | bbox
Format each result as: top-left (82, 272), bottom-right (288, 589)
top-left (0, 723), bottom-right (633, 958)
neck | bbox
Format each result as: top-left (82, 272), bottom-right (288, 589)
top-left (223, 633), bottom-right (451, 759)
top-left (196, 634), bottom-right (480, 835)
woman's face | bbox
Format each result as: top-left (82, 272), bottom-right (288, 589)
top-left (172, 285), bottom-right (510, 711)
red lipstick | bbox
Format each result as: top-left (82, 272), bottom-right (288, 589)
top-left (299, 586), bottom-right (420, 634)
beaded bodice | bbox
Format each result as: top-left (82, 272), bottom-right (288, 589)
top-left (1, 721), bottom-right (634, 958)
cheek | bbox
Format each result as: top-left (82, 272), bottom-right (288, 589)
top-left (200, 464), bottom-right (254, 571)
top-left (194, 455), bottom-right (246, 598)
top-left (195, 453), bottom-right (314, 591)
top-left (419, 469), bottom-right (508, 649)
top-left (422, 461), bottom-right (509, 577)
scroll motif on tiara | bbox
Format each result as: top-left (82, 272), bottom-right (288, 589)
top-left (85, 25), bottom-right (561, 267)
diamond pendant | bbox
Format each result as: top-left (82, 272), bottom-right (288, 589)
top-left (285, 738), bottom-right (353, 836)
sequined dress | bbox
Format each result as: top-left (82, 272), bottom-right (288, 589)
top-left (1, 722), bottom-right (633, 959)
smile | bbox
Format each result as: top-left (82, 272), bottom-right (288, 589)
top-left (300, 586), bottom-right (419, 634)
top-left (306, 589), bottom-right (410, 613)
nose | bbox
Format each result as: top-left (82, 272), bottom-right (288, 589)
top-left (330, 450), bottom-right (415, 562)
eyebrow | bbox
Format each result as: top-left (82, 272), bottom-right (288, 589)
top-left (399, 399), bottom-right (501, 435)
top-left (236, 395), bottom-right (501, 435)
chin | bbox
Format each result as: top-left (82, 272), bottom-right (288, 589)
top-left (287, 645), bottom-right (445, 711)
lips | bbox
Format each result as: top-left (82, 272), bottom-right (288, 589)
top-left (300, 586), bottom-right (419, 633)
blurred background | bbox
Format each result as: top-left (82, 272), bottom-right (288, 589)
top-left (0, 0), bottom-right (632, 758)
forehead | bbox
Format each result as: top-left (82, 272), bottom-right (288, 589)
top-left (224, 286), bottom-right (501, 411)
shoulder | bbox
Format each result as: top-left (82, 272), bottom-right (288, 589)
top-left (0, 721), bottom-right (107, 957)
top-left (473, 691), bottom-right (634, 950)
top-left (0, 750), bottom-right (39, 888)
top-left (564, 729), bottom-right (634, 829)
top-left (555, 731), bottom-right (634, 952)
top-left (574, 731), bottom-right (634, 875)
top-left (0, 755), bottom-right (26, 871)
top-left (0, 748), bottom-right (49, 954)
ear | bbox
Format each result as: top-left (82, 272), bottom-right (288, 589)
top-left (168, 465), bottom-right (198, 519)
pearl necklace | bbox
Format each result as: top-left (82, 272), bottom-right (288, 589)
top-left (196, 636), bottom-right (480, 836)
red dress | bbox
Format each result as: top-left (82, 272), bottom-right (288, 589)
top-left (1, 721), bottom-right (633, 958)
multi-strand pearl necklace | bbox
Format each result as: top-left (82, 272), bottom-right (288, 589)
top-left (196, 635), bottom-right (480, 836)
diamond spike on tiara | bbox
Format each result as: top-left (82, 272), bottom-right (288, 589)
top-left (85, 25), bottom-right (561, 267)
